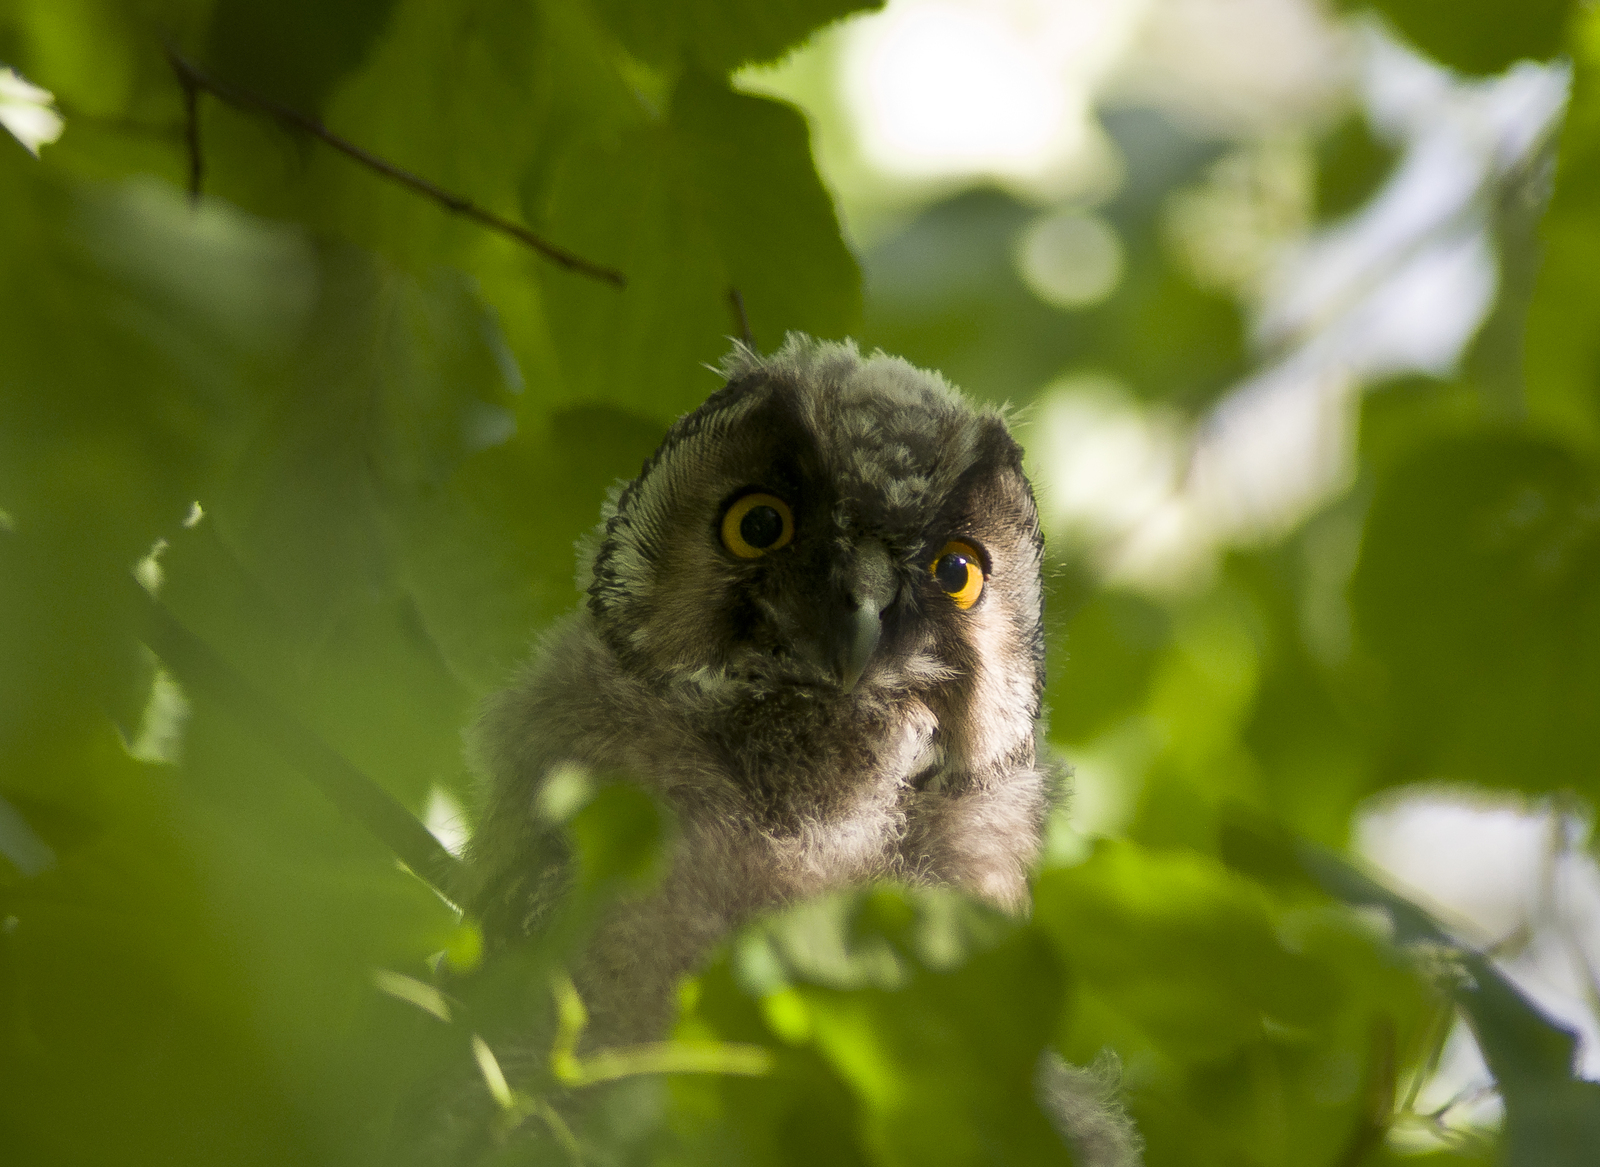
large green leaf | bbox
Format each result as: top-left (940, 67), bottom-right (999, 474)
top-left (207, 0), bottom-right (401, 111)
top-left (1299, 840), bottom-right (1600, 1167)
top-left (592, 0), bottom-right (881, 74)
top-left (1350, 432), bottom-right (1600, 796)
top-left (1525, 5), bottom-right (1600, 451)
top-left (537, 67), bottom-right (861, 418)
top-left (1341, 0), bottom-right (1575, 75)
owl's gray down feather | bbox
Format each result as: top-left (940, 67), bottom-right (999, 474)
top-left (1036, 1050), bottom-right (1146, 1167)
top-left (462, 334), bottom-right (1140, 1162)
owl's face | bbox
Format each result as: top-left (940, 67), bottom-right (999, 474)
top-left (586, 337), bottom-right (1043, 766)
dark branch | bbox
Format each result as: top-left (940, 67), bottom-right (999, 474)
top-left (1334, 1016), bottom-right (1397, 1167)
top-left (136, 583), bottom-right (469, 907)
top-left (728, 287), bottom-right (754, 350)
top-left (176, 65), bottom-right (202, 205)
top-left (163, 44), bottom-right (625, 288)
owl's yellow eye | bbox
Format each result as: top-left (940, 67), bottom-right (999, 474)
top-left (721, 492), bottom-right (795, 558)
top-left (931, 541), bottom-right (985, 609)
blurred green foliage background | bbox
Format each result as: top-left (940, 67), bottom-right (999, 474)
top-left (2, 0), bottom-right (1599, 1164)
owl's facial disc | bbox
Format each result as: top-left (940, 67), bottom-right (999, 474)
top-left (586, 338), bottom-right (1044, 729)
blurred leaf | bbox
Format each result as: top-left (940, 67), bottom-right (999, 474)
top-left (1344, 0), bottom-right (1575, 75)
top-left (539, 67), bottom-right (861, 418)
top-left (1039, 838), bottom-right (1437, 1166)
top-left (139, 588), bottom-right (468, 902)
top-left (1299, 841), bottom-right (1600, 1166)
top-left (568, 782), bottom-right (668, 894)
top-left (667, 960), bottom-right (871, 1167)
top-left (799, 922), bottom-right (1066, 1165)
top-left (1525, 4), bottom-right (1600, 451)
top-left (207, 0), bottom-right (401, 110)
top-left (858, 110), bottom-right (1244, 415)
top-left (3, 2), bottom-right (1595, 1166)
top-left (1038, 841), bottom-right (1339, 1063)
top-left (1049, 588), bottom-right (1173, 743)
top-left (591, 0), bottom-right (882, 74)
top-left (1350, 432), bottom-right (1600, 795)
top-left (1315, 109), bottom-right (1401, 220)
top-left (145, 244), bottom-right (515, 809)
top-left (398, 402), bottom-right (665, 692)
top-left (1226, 520), bottom-right (1375, 846)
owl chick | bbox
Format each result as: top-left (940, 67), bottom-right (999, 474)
top-left (466, 334), bottom-right (1052, 1047)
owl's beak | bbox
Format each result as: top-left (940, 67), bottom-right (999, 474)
top-left (837, 604), bottom-right (881, 694)
top-left (833, 541), bottom-right (896, 694)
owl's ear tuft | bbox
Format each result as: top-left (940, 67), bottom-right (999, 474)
top-left (718, 337), bottom-right (762, 382)
top-left (718, 332), bottom-right (868, 388)
top-left (718, 338), bottom-right (767, 383)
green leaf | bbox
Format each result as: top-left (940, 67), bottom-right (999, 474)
top-left (538, 68), bottom-right (862, 419)
top-left (858, 114), bottom-right (1246, 414)
top-left (1298, 841), bottom-right (1600, 1166)
top-left (568, 782), bottom-right (668, 893)
top-left (1343, 0), bottom-right (1575, 75)
top-left (1049, 589), bottom-right (1173, 744)
top-left (799, 923), bottom-right (1066, 1165)
top-left (1525, 5), bottom-right (1600, 451)
top-left (1350, 432), bottom-right (1600, 795)
top-left (591, 0), bottom-right (882, 75)
top-left (397, 402), bottom-right (665, 691)
top-left (1315, 109), bottom-right (1401, 220)
top-left (1037, 841), bottom-right (1341, 1063)
top-left (207, 0), bottom-right (402, 111)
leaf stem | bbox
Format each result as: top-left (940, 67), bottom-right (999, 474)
top-left (547, 972), bottom-right (773, 1087)
top-left (728, 287), bottom-right (754, 349)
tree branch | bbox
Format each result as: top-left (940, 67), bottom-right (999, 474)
top-left (163, 43), bottom-right (625, 288)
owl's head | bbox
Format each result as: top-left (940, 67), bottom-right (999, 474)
top-left (585, 335), bottom-right (1043, 757)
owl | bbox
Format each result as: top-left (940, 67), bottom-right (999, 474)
top-left (466, 334), bottom-right (1052, 1046)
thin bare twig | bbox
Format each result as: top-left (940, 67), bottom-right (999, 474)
top-left (728, 287), bottom-right (754, 349)
top-left (163, 43), bottom-right (625, 288)
top-left (1332, 1016), bottom-right (1397, 1167)
top-left (1425, 1080), bottom-right (1498, 1126)
top-left (176, 65), bottom-right (202, 204)
top-left (1399, 999), bottom-right (1454, 1116)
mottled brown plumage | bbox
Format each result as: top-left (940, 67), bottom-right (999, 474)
top-left (455, 334), bottom-right (1144, 1166)
top-left (466, 334), bottom-right (1055, 1049)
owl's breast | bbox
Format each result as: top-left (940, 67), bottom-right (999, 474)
top-left (690, 682), bottom-right (935, 837)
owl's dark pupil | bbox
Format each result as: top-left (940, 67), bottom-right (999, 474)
top-left (740, 505), bottom-right (784, 549)
top-left (935, 552), bottom-right (972, 593)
